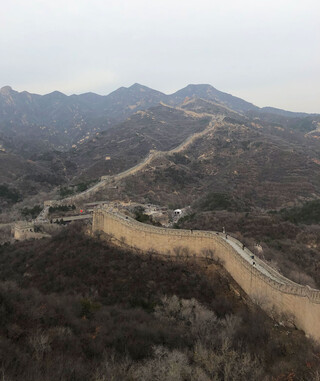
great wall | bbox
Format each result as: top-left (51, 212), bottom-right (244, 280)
top-left (92, 206), bottom-right (320, 342)
top-left (13, 117), bottom-right (218, 239)
top-left (43, 118), bottom-right (218, 208)
top-left (10, 113), bottom-right (320, 343)
top-left (12, 117), bottom-right (218, 239)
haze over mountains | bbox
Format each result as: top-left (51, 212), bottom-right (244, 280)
top-left (0, 82), bottom-right (319, 209)
top-left (1, 83), bottom-right (319, 154)
top-left (0, 83), bottom-right (253, 153)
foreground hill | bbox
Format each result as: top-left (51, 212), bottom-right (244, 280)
top-left (0, 224), bottom-right (318, 380)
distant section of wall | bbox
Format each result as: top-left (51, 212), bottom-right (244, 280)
top-left (13, 222), bottom-right (50, 241)
top-left (43, 120), bottom-right (217, 209)
top-left (92, 206), bottom-right (320, 342)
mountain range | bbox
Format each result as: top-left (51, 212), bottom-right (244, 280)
top-left (0, 82), bottom-right (319, 210)
top-left (1, 83), bottom-right (318, 155)
top-left (1, 80), bottom-right (320, 381)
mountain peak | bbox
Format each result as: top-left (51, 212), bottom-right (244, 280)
top-left (171, 83), bottom-right (217, 96)
top-left (129, 83), bottom-right (144, 88)
top-left (43, 90), bottom-right (67, 99)
top-left (0, 86), bottom-right (14, 95)
top-left (128, 83), bottom-right (154, 92)
top-left (185, 83), bottom-right (216, 90)
top-left (169, 83), bottom-right (258, 112)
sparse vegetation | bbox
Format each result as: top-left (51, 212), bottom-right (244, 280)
top-left (58, 186), bottom-right (75, 198)
top-left (0, 184), bottom-right (21, 203)
top-left (48, 204), bottom-right (76, 214)
top-left (133, 206), bottom-right (161, 226)
top-left (171, 153), bottom-right (191, 165)
top-left (21, 204), bottom-right (43, 219)
top-left (198, 192), bottom-right (233, 211)
top-left (133, 206), bottom-right (151, 223)
top-left (0, 226), bottom-right (318, 380)
top-left (178, 209), bottom-right (320, 288)
top-left (58, 180), bottom-right (99, 198)
top-left (75, 179), bottom-right (98, 192)
top-left (278, 200), bottom-right (320, 225)
top-left (0, 83), bottom-right (320, 380)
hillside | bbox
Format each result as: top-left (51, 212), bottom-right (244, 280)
top-left (1, 83), bottom-right (320, 379)
top-left (0, 84), bottom-right (167, 154)
top-left (1, 82), bottom-right (318, 158)
top-left (82, 109), bottom-right (320, 290)
top-left (1, 83), bottom-right (319, 227)
top-left (0, 225), bottom-right (319, 380)
top-left (1, 82), bottom-right (319, 200)
top-left (180, 97), bottom-right (245, 119)
top-left (168, 84), bottom-right (259, 113)
top-left (69, 104), bottom-right (211, 182)
top-left (0, 150), bottom-right (77, 211)
top-left (94, 115), bottom-right (320, 209)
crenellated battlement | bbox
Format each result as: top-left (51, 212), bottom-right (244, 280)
top-left (92, 206), bottom-right (320, 341)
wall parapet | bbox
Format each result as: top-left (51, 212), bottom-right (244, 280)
top-left (92, 206), bottom-right (320, 341)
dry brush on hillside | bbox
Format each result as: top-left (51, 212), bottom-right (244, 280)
top-left (0, 224), bottom-right (319, 380)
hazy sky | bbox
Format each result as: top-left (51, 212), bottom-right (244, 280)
top-left (1, 0), bottom-right (319, 112)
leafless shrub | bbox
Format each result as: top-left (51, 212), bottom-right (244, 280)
top-left (93, 351), bottom-right (133, 381)
top-left (48, 326), bottom-right (72, 339)
top-left (40, 223), bottom-right (62, 236)
top-left (201, 248), bottom-right (224, 265)
top-left (0, 368), bottom-right (13, 381)
top-left (276, 311), bottom-right (297, 329)
top-left (28, 330), bottom-right (52, 361)
top-left (311, 370), bottom-right (320, 381)
top-left (173, 246), bottom-right (191, 258)
top-left (0, 226), bottom-right (11, 244)
top-left (220, 315), bottom-right (242, 343)
top-left (132, 346), bottom-right (192, 381)
top-left (154, 296), bottom-right (219, 344)
top-left (193, 339), bottom-right (264, 381)
top-left (288, 270), bottom-right (317, 288)
top-left (189, 367), bottom-right (211, 381)
top-left (251, 293), bottom-right (269, 309)
top-left (155, 295), bottom-right (216, 325)
top-left (201, 248), bottom-right (214, 259)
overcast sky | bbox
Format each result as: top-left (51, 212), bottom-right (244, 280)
top-left (1, 0), bottom-right (319, 112)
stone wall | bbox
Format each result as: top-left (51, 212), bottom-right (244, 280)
top-left (13, 222), bottom-right (50, 241)
top-left (92, 206), bottom-right (320, 342)
top-left (43, 120), bottom-right (217, 208)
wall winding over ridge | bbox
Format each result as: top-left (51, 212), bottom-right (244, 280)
top-left (44, 119), bottom-right (217, 208)
top-left (92, 206), bottom-right (320, 342)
